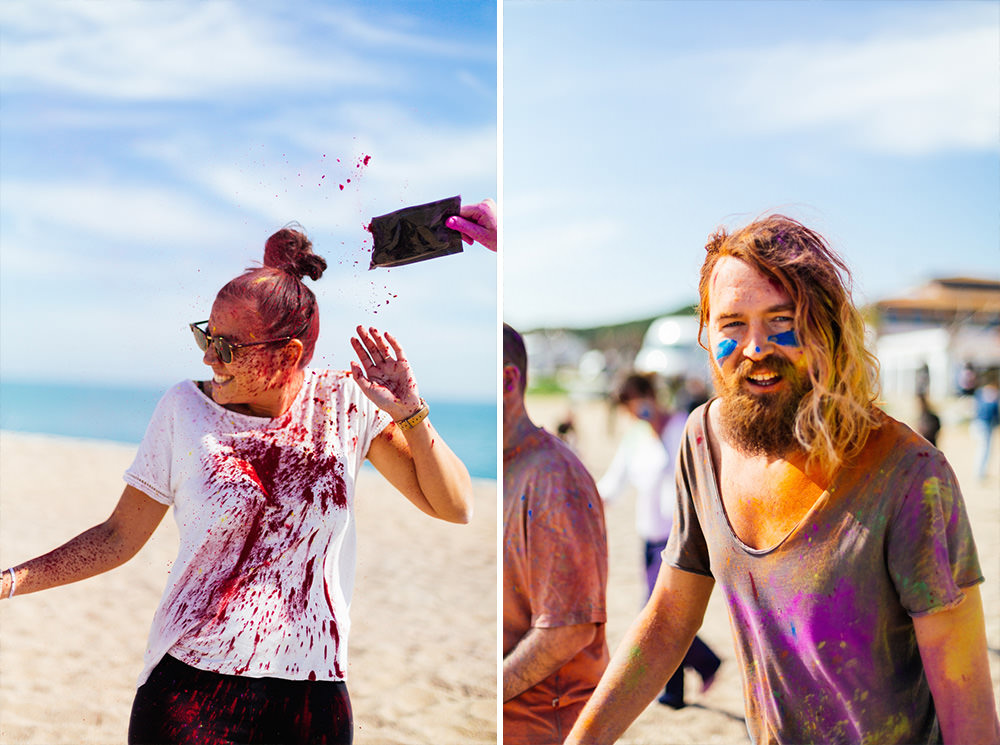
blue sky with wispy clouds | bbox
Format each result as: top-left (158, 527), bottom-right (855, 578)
top-left (1, 0), bottom-right (496, 400)
top-left (503, 0), bottom-right (999, 329)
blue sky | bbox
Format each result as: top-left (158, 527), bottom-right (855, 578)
top-left (502, 0), bottom-right (999, 330)
top-left (0, 0), bottom-right (497, 400)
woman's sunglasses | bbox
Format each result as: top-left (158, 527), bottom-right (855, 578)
top-left (189, 320), bottom-right (306, 364)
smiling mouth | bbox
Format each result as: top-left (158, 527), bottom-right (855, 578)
top-left (745, 372), bottom-right (781, 388)
top-left (213, 374), bottom-right (234, 385)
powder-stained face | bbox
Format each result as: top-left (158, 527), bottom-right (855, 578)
top-left (204, 297), bottom-right (296, 416)
top-left (708, 256), bottom-right (811, 455)
top-left (707, 256), bottom-right (806, 391)
top-left (624, 396), bottom-right (656, 422)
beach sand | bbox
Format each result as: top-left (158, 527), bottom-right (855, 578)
top-left (527, 393), bottom-right (1000, 745)
top-left (0, 431), bottom-right (497, 745)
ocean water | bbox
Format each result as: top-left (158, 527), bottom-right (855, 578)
top-left (0, 380), bottom-right (497, 481)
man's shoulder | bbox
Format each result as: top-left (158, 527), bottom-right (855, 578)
top-left (849, 408), bottom-right (950, 476)
top-left (507, 428), bottom-right (599, 487)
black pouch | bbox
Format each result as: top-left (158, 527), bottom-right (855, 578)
top-left (368, 196), bottom-right (463, 269)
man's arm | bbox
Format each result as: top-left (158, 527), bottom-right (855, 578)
top-left (503, 623), bottom-right (599, 702)
top-left (913, 584), bottom-right (1000, 745)
top-left (565, 566), bottom-right (715, 745)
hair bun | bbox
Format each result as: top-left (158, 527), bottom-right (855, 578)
top-left (264, 224), bottom-right (327, 281)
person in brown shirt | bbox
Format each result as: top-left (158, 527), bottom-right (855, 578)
top-left (503, 323), bottom-right (609, 745)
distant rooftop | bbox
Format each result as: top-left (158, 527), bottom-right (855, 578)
top-left (875, 276), bottom-right (1000, 325)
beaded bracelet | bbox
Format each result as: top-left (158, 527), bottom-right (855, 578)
top-left (5, 567), bottom-right (16, 599)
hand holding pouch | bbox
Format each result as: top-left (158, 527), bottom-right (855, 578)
top-left (368, 196), bottom-right (463, 269)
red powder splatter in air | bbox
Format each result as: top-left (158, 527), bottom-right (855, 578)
top-left (339, 185), bottom-right (344, 191)
top-left (321, 175), bottom-right (325, 179)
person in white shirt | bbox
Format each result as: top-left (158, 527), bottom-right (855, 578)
top-left (0, 224), bottom-right (473, 745)
top-left (598, 372), bottom-right (720, 709)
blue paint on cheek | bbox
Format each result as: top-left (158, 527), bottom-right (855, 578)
top-left (768, 329), bottom-right (799, 347)
top-left (715, 338), bottom-right (737, 361)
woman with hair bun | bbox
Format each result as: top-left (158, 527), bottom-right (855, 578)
top-left (0, 224), bottom-right (473, 744)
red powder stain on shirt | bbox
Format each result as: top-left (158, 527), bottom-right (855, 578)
top-left (182, 420), bottom-right (352, 677)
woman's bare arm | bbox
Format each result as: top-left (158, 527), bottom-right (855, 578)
top-left (1, 485), bottom-right (168, 598)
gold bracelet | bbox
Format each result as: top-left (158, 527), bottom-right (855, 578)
top-left (395, 399), bottom-right (429, 431)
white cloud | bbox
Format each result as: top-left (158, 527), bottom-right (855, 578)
top-left (0, 1), bottom-right (491, 102)
top-left (715, 25), bottom-right (999, 154)
top-left (127, 102), bottom-right (497, 231)
top-left (1, 180), bottom-right (241, 271)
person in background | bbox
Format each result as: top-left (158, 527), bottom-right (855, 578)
top-left (972, 375), bottom-right (999, 481)
top-left (567, 214), bottom-right (998, 745)
top-left (446, 197), bottom-right (497, 252)
top-left (915, 392), bottom-right (941, 447)
top-left (503, 323), bottom-right (609, 745)
top-left (1, 225), bottom-right (473, 745)
top-left (597, 372), bottom-right (720, 709)
top-left (958, 362), bottom-right (977, 397)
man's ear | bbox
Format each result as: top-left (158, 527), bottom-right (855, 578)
top-left (503, 363), bottom-right (521, 395)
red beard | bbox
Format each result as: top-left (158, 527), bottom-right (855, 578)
top-left (712, 355), bottom-right (811, 458)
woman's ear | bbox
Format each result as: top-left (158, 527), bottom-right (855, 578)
top-left (282, 338), bottom-right (305, 369)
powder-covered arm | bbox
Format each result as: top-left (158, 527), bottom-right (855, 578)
top-left (503, 623), bottom-right (599, 702)
top-left (565, 566), bottom-right (714, 745)
top-left (0, 485), bottom-right (168, 599)
top-left (913, 585), bottom-right (1000, 745)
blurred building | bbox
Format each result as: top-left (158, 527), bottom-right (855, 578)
top-left (633, 315), bottom-right (711, 385)
top-left (873, 277), bottom-right (1000, 399)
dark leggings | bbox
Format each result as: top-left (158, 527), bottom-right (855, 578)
top-left (128, 655), bottom-right (353, 745)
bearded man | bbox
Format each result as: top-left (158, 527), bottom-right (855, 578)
top-left (567, 215), bottom-right (999, 745)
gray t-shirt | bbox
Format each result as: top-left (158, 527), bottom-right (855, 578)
top-left (665, 402), bottom-right (983, 745)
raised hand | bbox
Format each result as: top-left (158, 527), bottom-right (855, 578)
top-left (349, 326), bottom-right (422, 420)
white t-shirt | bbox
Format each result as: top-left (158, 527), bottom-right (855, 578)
top-left (596, 412), bottom-right (687, 542)
top-left (124, 369), bottom-right (391, 686)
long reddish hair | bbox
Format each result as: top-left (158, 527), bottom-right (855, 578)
top-left (697, 214), bottom-right (880, 474)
